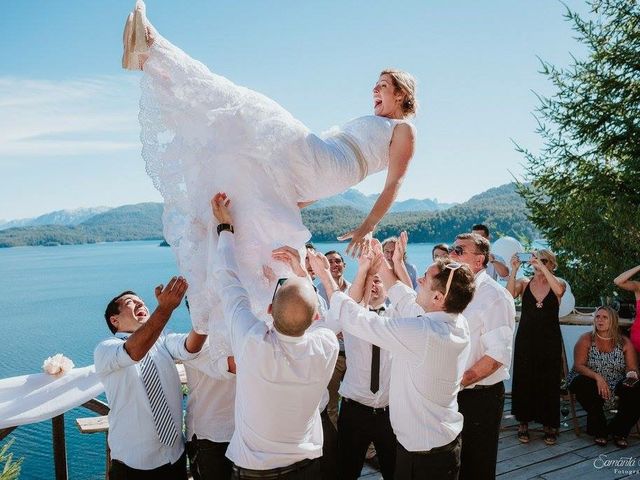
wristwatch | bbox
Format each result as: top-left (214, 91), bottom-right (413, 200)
top-left (216, 223), bottom-right (234, 235)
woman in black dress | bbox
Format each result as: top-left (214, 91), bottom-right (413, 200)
top-left (507, 249), bottom-right (566, 445)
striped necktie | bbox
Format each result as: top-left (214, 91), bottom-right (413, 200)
top-left (139, 353), bottom-right (180, 446)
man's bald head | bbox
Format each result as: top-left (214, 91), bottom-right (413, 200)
top-left (271, 277), bottom-right (319, 336)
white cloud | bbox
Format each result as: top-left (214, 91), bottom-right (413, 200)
top-left (0, 75), bottom-right (141, 156)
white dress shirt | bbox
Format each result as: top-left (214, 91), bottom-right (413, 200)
top-left (462, 269), bottom-right (516, 388)
top-left (94, 332), bottom-right (198, 469)
top-left (339, 307), bottom-right (392, 408)
top-left (215, 231), bottom-right (339, 470)
top-left (184, 341), bottom-right (236, 443)
top-left (328, 282), bottom-right (470, 452)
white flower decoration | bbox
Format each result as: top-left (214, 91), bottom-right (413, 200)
top-left (42, 354), bottom-right (75, 377)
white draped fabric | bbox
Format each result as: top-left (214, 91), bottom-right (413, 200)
top-left (0, 366), bottom-right (104, 429)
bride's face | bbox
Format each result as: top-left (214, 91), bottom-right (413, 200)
top-left (373, 74), bottom-right (403, 118)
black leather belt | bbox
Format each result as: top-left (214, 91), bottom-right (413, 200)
top-left (232, 458), bottom-right (316, 479)
top-left (411, 434), bottom-right (460, 455)
top-left (464, 381), bottom-right (503, 391)
top-left (342, 397), bottom-right (389, 414)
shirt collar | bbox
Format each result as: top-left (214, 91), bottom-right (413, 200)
top-left (475, 269), bottom-right (488, 284)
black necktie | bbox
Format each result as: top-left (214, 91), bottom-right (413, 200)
top-left (369, 307), bottom-right (385, 394)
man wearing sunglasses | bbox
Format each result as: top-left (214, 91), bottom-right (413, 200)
top-left (210, 193), bottom-right (339, 480)
top-left (449, 233), bottom-right (516, 480)
top-left (311, 243), bottom-right (475, 480)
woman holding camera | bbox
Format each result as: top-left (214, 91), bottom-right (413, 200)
top-left (566, 306), bottom-right (640, 448)
top-left (507, 249), bottom-right (566, 445)
top-left (613, 265), bottom-right (640, 352)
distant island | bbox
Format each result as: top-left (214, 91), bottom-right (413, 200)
top-left (0, 183), bottom-right (536, 248)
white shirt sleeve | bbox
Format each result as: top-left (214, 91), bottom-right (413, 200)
top-left (94, 338), bottom-right (136, 375)
top-left (478, 290), bottom-right (515, 366)
top-left (328, 292), bottom-right (428, 361)
top-left (214, 231), bottom-right (261, 355)
top-left (185, 344), bottom-right (236, 380)
top-left (164, 333), bottom-right (200, 362)
top-left (387, 282), bottom-right (426, 317)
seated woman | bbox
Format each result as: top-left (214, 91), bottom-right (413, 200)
top-left (613, 265), bottom-right (640, 352)
top-left (566, 306), bottom-right (640, 448)
top-left (507, 249), bottom-right (566, 445)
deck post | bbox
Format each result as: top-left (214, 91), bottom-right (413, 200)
top-left (52, 414), bottom-right (68, 480)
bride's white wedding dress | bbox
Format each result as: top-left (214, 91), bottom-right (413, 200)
top-left (137, 16), bottom-right (411, 341)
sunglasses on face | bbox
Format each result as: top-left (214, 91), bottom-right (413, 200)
top-left (448, 245), bottom-right (482, 256)
top-left (271, 277), bottom-right (288, 304)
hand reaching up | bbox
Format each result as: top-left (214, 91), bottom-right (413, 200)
top-left (210, 192), bottom-right (233, 224)
top-left (393, 231), bottom-right (408, 266)
top-left (154, 276), bottom-right (188, 314)
top-left (308, 250), bottom-right (331, 281)
top-left (272, 246), bottom-right (306, 277)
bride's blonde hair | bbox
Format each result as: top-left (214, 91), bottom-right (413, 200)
top-left (380, 69), bottom-right (418, 118)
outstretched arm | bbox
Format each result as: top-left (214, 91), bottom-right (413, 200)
top-left (124, 277), bottom-right (188, 361)
top-left (614, 265), bottom-right (640, 298)
top-left (339, 123), bottom-right (415, 257)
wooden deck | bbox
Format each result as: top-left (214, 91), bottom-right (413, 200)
top-left (358, 395), bottom-right (640, 479)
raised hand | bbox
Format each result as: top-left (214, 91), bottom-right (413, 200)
top-left (272, 246), bottom-right (306, 277)
top-left (510, 253), bottom-right (522, 271)
top-left (393, 231), bottom-right (408, 266)
top-left (308, 250), bottom-right (331, 281)
top-left (210, 192), bottom-right (233, 224)
top-left (338, 224), bottom-right (373, 258)
top-left (154, 276), bottom-right (188, 313)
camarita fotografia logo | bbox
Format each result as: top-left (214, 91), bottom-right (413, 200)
top-left (593, 454), bottom-right (639, 475)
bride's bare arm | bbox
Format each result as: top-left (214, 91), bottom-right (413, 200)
top-left (340, 124), bottom-right (415, 256)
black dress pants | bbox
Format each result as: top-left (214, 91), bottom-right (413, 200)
top-left (394, 436), bottom-right (461, 480)
top-left (457, 382), bottom-right (505, 480)
top-left (337, 398), bottom-right (397, 479)
top-left (569, 375), bottom-right (640, 437)
top-left (110, 450), bottom-right (188, 480)
top-left (320, 408), bottom-right (338, 480)
top-left (186, 435), bottom-right (232, 480)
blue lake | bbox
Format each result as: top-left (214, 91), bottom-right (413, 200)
top-left (0, 240), bottom-right (590, 479)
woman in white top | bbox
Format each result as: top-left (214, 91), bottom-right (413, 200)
top-left (122, 1), bottom-right (418, 335)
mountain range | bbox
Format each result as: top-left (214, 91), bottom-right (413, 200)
top-left (0, 207), bottom-right (111, 231)
top-left (0, 183), bottom-right (536, 247)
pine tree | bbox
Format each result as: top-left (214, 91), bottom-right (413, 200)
top-left (518, 0), bottom-right (640, 305)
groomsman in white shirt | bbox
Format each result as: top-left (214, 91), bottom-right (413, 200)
top-left (211, 193), bottom-right (339, 480)
top-left (184, 339), bottom-right (236, 480)
top-left (337, 263), bottom-right (397, 479)
top-left (313, 242), bottom-right (475, 480)
top-left (94, 278), bottom-right (207, 480)
top-left (449, 233), bottom-right (516, 480)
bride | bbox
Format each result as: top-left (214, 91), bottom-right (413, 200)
top-left (123, 1), bottom-right (417, 334)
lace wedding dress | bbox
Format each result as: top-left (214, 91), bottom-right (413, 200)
top-left (138, 16), bottom-right (410, 340)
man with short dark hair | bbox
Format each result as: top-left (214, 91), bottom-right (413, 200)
top-left (471, 224), bottom-right (509, 280)
top-left (450, 233), bottom-right (516, 480)
top-left (211, 193), bottom-right (338, 479)
top-left (95, 278), bottom-right (207, 480)
top-left (314, 244), bottom-right (475, 480)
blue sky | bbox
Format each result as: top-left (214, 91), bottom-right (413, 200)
top-left (0, 0), bottom-right (589, 220)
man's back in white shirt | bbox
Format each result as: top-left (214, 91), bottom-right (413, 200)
top-left (215, 231), bottom-right (339, 470)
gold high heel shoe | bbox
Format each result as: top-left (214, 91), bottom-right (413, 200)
top-left (122, 0), bottom-right (151, 70)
